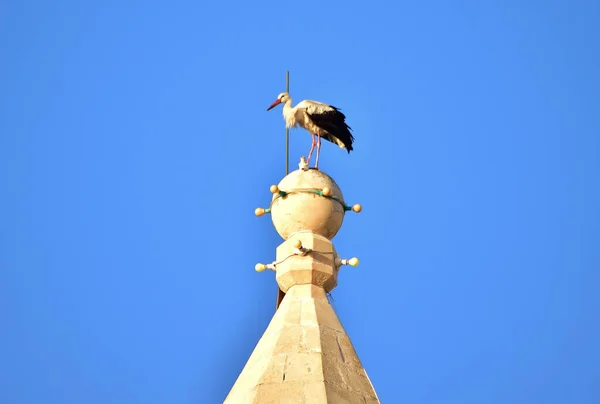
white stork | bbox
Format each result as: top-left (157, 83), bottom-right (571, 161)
top-left (266, 92), bottom-right (354, 169)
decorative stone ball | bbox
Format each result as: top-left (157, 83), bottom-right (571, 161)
top-left (270, 168), bottom-right (345, 240)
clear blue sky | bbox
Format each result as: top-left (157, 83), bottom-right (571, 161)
top-left (1, 0), bottom-right (599, 403)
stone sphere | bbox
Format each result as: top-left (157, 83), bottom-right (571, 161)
top-left (270, 168), bottom-right (345, 240)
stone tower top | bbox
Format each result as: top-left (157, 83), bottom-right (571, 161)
top-left (227, 157), bottom-right (379, 403)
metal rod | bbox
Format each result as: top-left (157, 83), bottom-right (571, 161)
top-left (285, 71), bottom-right (289, 175)
top-left (277, 71), bottom-right (290, 312)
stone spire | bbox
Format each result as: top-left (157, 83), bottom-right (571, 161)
top-left (225, 159), bottom-right (379, 403)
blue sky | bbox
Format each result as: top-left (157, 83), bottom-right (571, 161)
top-left (1, 0), bottom-right (599, 403)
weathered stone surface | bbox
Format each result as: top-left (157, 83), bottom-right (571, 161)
top-left (270, 168), bottom-right (346, 240)
top-left (224, 284), bottom-right (379, 403)
top-left (275, 233), bottom-right (339, 293)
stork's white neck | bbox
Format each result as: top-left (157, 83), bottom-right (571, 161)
top-left (282, 99), bottom-right (296, 129)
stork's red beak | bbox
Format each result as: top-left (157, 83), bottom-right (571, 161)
top-left (266, 99), bottom-right (281, 111)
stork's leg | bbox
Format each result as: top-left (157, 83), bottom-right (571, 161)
top-left (315, 131), bottom-right (322, 170)
top-left (307, 133), bottom-right (317, 165)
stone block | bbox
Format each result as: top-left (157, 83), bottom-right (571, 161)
top-left (283, 352), bottom-right (324, 382)
top-left (275, 233), bottom-right (339, 293)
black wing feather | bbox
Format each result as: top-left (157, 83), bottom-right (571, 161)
top-left (307, 107), bottom-right (355, 153)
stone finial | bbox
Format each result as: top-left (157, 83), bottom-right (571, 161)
top-left (230, 157), bottom-right (378, 403)
top-left (270, 163), bottom-right (346, 240)
top-left (298, 156), bottom-right (309, 171)
top-left (275, 232), bottom-right (339, 293)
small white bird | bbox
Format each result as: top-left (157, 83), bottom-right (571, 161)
top-left (267, 92), bottom-right (354, 169)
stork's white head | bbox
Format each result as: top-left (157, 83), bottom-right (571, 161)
top-left (266, 92), bottom-right (291, 111)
